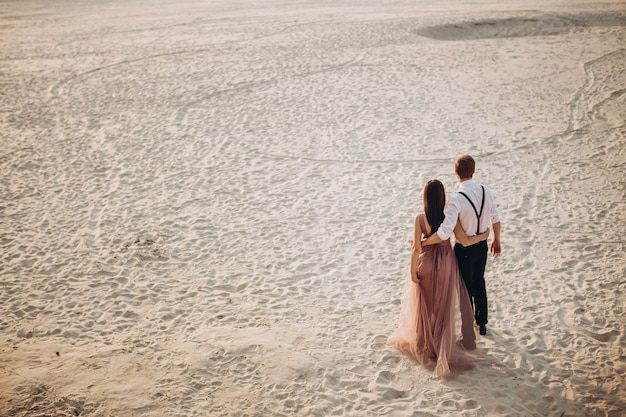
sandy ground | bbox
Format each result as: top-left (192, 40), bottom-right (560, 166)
top-left (1, 0), bottom-right (625, 416)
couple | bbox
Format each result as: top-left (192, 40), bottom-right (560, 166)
top-left (389, 155), bottom-right (501, 378)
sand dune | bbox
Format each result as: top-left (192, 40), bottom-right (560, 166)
top-left (1, 1), bottom-right (625, 416)
top-left (415, 11), bottom-right (626, 40)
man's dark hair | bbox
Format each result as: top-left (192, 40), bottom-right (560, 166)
top-left (455, 155), bottom-right (475, 179)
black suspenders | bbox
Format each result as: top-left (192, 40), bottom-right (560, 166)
top-left (459, 185), bottom-right (485, 235)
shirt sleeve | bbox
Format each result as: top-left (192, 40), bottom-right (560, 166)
top-left (436, 196), bottom-right (461, 240)
top-left (486, 186), bottom-right (501, 224)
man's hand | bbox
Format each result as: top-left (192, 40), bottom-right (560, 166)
top-left (490, 239), bottom-right (501, 257)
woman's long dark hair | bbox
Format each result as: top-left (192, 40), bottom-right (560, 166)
top-left (423, 179), bottom-right (446, 236)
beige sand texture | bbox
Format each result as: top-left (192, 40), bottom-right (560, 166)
top-left (1, 0), bottom-right (625, 416)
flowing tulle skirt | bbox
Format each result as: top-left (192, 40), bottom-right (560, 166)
top-left (389, 241), bottom-right (476, 378)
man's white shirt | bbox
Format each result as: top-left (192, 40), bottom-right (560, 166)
top-left (436, 179), bottom-right (501, 240)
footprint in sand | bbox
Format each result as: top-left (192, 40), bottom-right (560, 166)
top-left (369, 334), bottom-right (389, 350)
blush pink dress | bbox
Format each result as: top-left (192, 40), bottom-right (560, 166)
top-left (389, 214), bottom-right (476, 378)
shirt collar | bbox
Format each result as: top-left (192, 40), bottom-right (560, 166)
top-left (458, 179), bottom-right (476, 190)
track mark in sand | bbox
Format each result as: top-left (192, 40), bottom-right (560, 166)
top-left (250, 125), bottom-right (575, 166)
top-left (48, 19), bottom-right (342, 99)
top-left (48, 49), bottom-right (236, 98)
top-left (566, 48), bottom-right (626, 133)
top-left (82, 202), bottom-right (102, 255)
top-left (557, 308), bottom-right (620, 343)
top-left (414, 11), bottom-right (626, 41)
top-left (578, 328), bottom-right (620, 343)
top-left (251, 147), bottom-right (501, 165)
top-left (49, 49), bottom-right (364, 120)
top-left (48, 50), bottom-right (202, 98)
top-left (566, 49), bottom-right (622, 131)
top-left (174, 54), bottom-right (365, 124)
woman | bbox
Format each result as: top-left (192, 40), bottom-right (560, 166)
top-left (389, 179), bottom-right (489, 378)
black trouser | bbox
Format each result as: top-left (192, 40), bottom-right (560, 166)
top-left (454, 240), bottom-right (488, 326)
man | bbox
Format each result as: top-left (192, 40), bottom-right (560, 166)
top-left (423, 155), bottom-right (501, 335)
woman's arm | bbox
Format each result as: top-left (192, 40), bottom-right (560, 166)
top-left (454, 221), bottom-right (490, 247)
top-left (410, 215), bottom-right (422, 283)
